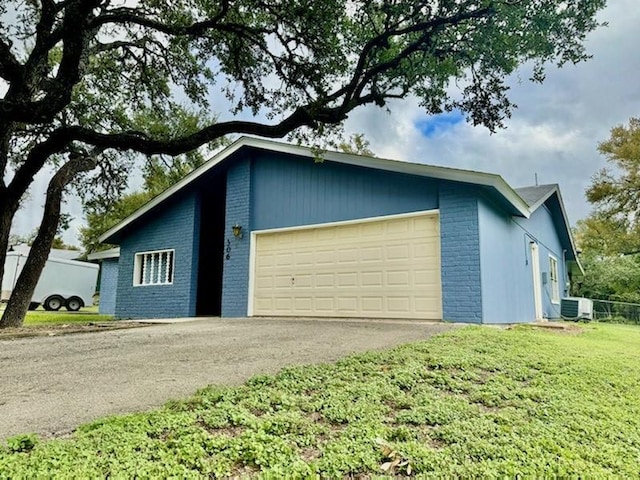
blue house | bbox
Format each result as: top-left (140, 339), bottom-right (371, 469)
top-left (97, 137), bottom-right (581, 323)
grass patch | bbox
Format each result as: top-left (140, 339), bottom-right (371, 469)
top-left (23, 309), bottom-right (113, 326)
top-left (2, 323), bottom-right (640, 477)
top-left (0, 304), bottom-right (113, 326)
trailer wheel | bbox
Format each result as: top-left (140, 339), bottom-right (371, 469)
top-left (65, 296), bottom-right (84, 312)
top-left (28, 302), bottom-right (40, 311)
top-left (43, 295), bottom-right (64, 311)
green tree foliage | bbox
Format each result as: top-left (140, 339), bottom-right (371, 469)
top-left (574, 118), bottom-right (640, 304)
top-left (586, 118), bottom-right (640, 236)
top-left (338, 134), bottom-right (376, 157)
top-left (573, 213), bottom-right (640, 258)
top-left (0, 0), bottom-right (606, 327)
top-left (573, 255), bottom-right (640, 304)
top-left (80, 192), bottom-right (154, 254)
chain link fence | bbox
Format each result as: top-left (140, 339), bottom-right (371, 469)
top-left (592, 299), bottom-right (640, 324)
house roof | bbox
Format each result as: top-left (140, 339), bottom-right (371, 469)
top-left (515, 184), bottom-right (558, 209)
top-left (99, 137), bottom-right (533, 243)
top-left (515, 183), bottom-right (583, 275)
top-left (98, 137), bottom-right (582, 274)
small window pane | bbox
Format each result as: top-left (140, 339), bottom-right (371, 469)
top-left (134, 250), bottom-right (174, 286)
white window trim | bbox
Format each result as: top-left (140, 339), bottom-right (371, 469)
top-left (549, 254), bottom-right (560, 304)
top-left (133, 249), bottom-right (175, 286)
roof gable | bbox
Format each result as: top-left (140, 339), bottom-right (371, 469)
top-left (515, 183), bottom-right (583, 274)
top-left (515, 184), bottom-right (557, 210)
top-left (99, 136), bottom-right (532, 243)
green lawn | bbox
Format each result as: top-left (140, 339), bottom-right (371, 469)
top-left (23, 308), bottom-right (113, 326)
top-left (2, 323), bottom-right (640, 477)
top-left (0, 304), bottom-right (113, 326)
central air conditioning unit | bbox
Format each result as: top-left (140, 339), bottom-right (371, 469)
top-left (560, 297), bottom-right (593, 321)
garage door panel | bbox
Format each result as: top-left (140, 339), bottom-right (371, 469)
top-left (337, 272), bottom-right (358, 287)
top-left (338, 248), bottom-right (359, 263)
top-left (386, 270), bottom-right (410, 286)
top-left (294, 297), bottom-right (313, 311)
top-left (361, 272), bottom-right (383, 287)
top-left (314, 297), bottom-right (335, 311)
top-left (361, 249), bottom-right (384, 264)
top-left (315, 273), bottom-right (334, 287)
top-left (274, 297), bottom-right (293, 310)
top-left (387, 297), bottom-right (411, 313)
top-left (385, 244), bottom-right (410, 261)
top-left (294, 252), bottom-right (314, 266)
top-left (315, 250), bottom-right (334, 264)
top-left (253, 212), bottom-right (442, 319)
top-left (361, 297), bottom-right (384, 312)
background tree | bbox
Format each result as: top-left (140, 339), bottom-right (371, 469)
top-left (585, 117), bottom-right (640, 250)
top-left (0, 0), bottom-right (606, 327)
top-left (573, 117), bottom-right (640, 305)
top-left (338, 134), bottom-right (376, 157)
top-left (573, 213), bottom-right (640, 258)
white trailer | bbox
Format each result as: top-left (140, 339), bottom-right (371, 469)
top-left (1, 252), bottom-right (99, 311)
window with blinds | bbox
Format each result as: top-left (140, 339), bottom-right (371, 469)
top-left (133, 249), bottom-right (174, 286)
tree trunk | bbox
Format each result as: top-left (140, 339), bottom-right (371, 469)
top-left (0, 196), bottom-right (21, 304)
top-left (0, 156), bottom-right (97, 328)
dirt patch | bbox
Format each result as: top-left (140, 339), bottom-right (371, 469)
top-left (0, 322), bottom-right (150, 340)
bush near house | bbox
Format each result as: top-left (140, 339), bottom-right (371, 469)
top-left (2, 324), bottom-right (640, 477)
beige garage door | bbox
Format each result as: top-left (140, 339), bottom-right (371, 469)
top-left (250, 211), bottom-right (442, 319)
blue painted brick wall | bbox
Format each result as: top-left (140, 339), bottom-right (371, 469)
top-left (221, 158), bottom-right (251, 317)
top-left (98, 258), bottom-right (118, 315)
top-left (439, 183), bottom-right (483, 323)
top-left (114, 192), bottom-right (200, 319)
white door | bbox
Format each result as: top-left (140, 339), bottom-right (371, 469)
top-left (250, 211), bottom-right (442, 319)
top-left (530, 242), bottom-right (543, 321)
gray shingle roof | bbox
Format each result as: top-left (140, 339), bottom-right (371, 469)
top-left (515, 184), bottom-right (558, 208)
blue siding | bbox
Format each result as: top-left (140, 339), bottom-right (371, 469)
top-left (221, 159), bottom-right (252, 317)
top-left (98, 258), bottom-right (118, 315)
top-left (478, 198), bottom-right (534, 323)
top-left (114, 192), bottom-right (200, 319)
top-left (439, 183), bottom-right (483, 324)
top-left (478, 197), bottom-right (568, 323)
top-left (251, 152), bottom-right (438, 230)
top-left (521, 204), bottom-right (568, 319)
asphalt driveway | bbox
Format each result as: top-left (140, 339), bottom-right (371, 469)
top-left (0, 317), bottom-right (456, 441)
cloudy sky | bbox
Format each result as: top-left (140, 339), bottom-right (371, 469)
top-left (343, 0), bottom-right (640, 226)
top-left (11, 0), bottom-right (640, 246)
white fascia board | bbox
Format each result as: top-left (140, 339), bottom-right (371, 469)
top-left (86, 247), bottom-right (121, 261)
top-left (99, 136), bottom-right (531, 242)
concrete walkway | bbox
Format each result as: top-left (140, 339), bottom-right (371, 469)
top-left (0, 317), bottom-right (455, 441)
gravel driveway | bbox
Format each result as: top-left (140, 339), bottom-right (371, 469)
top-left (0, 317), bottom-right (455, 441)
